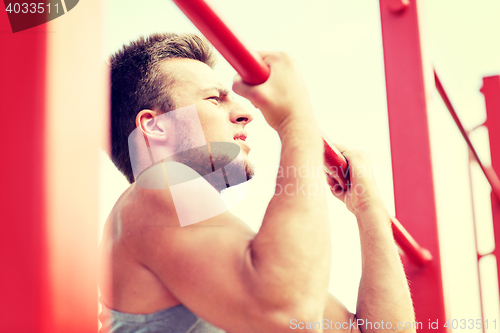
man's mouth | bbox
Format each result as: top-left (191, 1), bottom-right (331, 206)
top-left (233, 132), bottom-right (250, 153)
top-left (233, 132), bottom-right (247, 141)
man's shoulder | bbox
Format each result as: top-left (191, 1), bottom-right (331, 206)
top-left (132, 209), bottom-right (255, 250)
top-left (116, 186), bottom-right (254, 254)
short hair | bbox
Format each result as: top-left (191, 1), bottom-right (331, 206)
top-left (110, 33), bottom-right (216, 183)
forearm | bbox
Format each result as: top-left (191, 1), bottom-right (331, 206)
top-left (355, 203), bottom-right (415, 333)
top-left (250, 116), bottom-right (331, 315)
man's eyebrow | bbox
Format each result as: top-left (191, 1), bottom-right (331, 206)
top-left (201, 86), bottom-right (230, 96)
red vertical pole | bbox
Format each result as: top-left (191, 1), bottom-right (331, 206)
top-left (1, 2), bottom-right (106, 331)
top-left (44, 3), bottom-right (107, 330)
top-left (481, 75), bottom-right (500, 299)
top-left (0, 11), bottom-right (50, 333)
top-left (379, 0), bottom-right (448, 331)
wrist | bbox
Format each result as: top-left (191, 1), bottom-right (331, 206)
top-left (276, 114), bottom-right (320, 139)
top-left (273, 106), bottom-right (315, 129)
top-left (278, 120), bottom-right (323, 158)
top-left (354, 198), bottom-right (391, 225)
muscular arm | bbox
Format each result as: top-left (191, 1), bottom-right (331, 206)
top-left (355, 203), bottom-right (415, 333)
top-left (234, 52), bottom-right (331, 327)
top-left (326, 146), bottom-right (415, 333)
top-left (249, 115), bottom-right (330, 320)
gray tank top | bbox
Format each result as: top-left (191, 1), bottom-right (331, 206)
top-left (99, 300), bottom-right (226, 333)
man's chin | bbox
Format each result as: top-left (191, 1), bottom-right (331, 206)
top-left (203, 158), bottom-right (254, 193)
top-left (243, 158), bottom-right (254, 181)
top-left (169, 143), bottom-right (254, 192)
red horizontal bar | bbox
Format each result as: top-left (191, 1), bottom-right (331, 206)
top-left (323, 134), bottom-right (349, 190)
top-left (434, 71), bottom-right (500, 201)
top-left (391, 216), bottom-right (433, 266)
top-left (173, 0), bottom-right (269, 85)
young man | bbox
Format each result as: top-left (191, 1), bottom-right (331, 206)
top-left (98, 33), bottom-right (415, 333)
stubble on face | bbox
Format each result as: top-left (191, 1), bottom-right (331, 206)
top-left (167, 140), bottom-right (254, 192)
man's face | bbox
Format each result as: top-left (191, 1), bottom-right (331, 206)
top-left (161, 58), bottom-right (255, 187)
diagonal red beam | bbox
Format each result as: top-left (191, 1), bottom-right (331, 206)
top-left (434, 71), bottom-right (500, 201)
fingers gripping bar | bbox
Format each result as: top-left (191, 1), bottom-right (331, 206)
top-left (172, 0), bottom-right (350, 189)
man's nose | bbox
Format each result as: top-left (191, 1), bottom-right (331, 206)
top-left (230, 102), bottom-right (254, 126)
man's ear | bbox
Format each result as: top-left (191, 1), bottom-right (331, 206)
top-left (136, 109), bottom-right (169, 142)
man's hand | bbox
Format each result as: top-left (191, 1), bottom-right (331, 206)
top-left (326, 143), bottom-right (386, 217)
top-left (232, 51), bottom-right (314, 132)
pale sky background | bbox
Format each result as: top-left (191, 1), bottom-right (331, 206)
top-left (99, 0), bottom-right (500, 328)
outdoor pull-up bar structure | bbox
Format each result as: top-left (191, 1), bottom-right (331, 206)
top-left (1, 0), bottom-right (499, 331)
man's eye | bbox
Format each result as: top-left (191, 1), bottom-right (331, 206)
top-left (207, 96), bottom-right (220, 103)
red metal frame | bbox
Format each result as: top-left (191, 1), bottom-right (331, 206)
top-left (435, 71), bottom-right (500, 201)
top-left (467, 149), bottom-right (487, 333)
top-left (436, 76), bottom-right (500, 328)
top-left (0, 12), bottom-right (50, 332)
top-left (379, 0), bottom-right (448, 330)
top-left (4, 0), bottom-right (495, 330)
top-left (481, 75), bottom-right (500, 302)
top-left (1, 4), bottom-right (105, 331)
